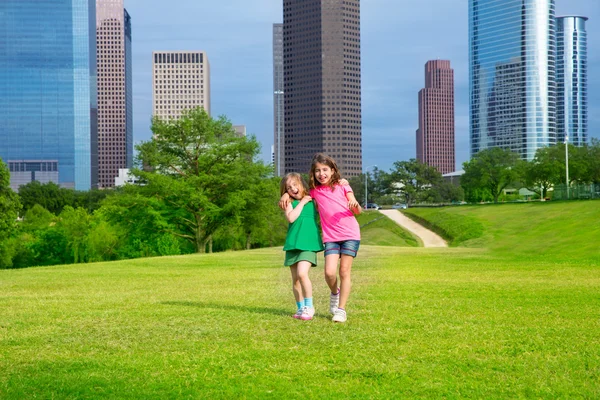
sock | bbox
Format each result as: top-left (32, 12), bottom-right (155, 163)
top-left (296, 301), bottom-right (303, 310)
top-left (304, 297), bottom-right (313, 308)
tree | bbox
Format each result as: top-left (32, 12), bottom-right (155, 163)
top-left (461, 147), bottom-right (520, 203)
top-left (518, 146), bottom-right (563, 198)
top-left (18, 181), bottom-right (73, 214)
top-left (0, 158), bottom-right (22, 268)
top-left (57, 206), bottom-right (92, 263)
top-left (388, 159), bottom-right (442, 206)
top-left (133, 107), bottom-right (272, 253)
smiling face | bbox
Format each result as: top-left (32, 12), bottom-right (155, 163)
top-left (285, 177), bottom-right (305, 200)
top-left (313, 162), bottom-right (332, 186)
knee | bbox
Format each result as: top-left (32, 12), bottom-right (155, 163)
top-left (339, 268), bottom-right (351, 280)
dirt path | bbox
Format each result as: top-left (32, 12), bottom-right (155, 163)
top-left (378, 209), bottom-right (448, 248)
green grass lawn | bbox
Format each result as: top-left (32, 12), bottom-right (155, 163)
top-left (357, 211), bottom-right (420, 247)
top-left (1, 202), bottom-right (599, 398)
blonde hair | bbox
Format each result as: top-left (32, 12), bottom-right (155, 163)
top-left (309, 153), bottom-right (340, 190)
top-left (280, 172), bottom-right (308, 197)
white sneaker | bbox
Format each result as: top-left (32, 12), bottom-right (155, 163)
top-left (301, 306), bottom-right (315, 321)
top-left (332, 308), bottom-right (347, 323)
top-left (329, 289), bottom-right (340, 314)
top-left (293, 308), bottom-right (303, 319)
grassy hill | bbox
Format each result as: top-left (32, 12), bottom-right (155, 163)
top-left (403, 200), bottom-right (600, 261)
top-left (1, 202), bottom-right (599, 398)
top-left (356, 210), bottom-right (420, 247)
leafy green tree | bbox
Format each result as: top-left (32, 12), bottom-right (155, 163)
top-left (18, 181), bottom-right (73, 214)
top-left (461, 148), bottom-right (520, 203)
top-left (388, 159), bottom-right (442, 206)
top-left (22, 204), bottom-right (55, 232)
top-left (57, 206), bottom-right (92, 263)
top-left (0, 158), bottom-right (22, 268)
top-left (133, 107), bottom-right (271, 253)
top-left (588, 139), bottom-right (600, 184)
top-left (238, 177), bottom-right (286, 249)
top-left (85, 216), bottom-right (122, 262)
top-left (430, 180), bottom-right (465, 203)
top-left (18, 181), bottom-right (110, 214)
top-left (99, 189), bottom-right (186, 258)
top-left (518, 147), bottom-right (563, 198)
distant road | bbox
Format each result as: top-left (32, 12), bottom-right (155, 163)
top-left (378, 209), bottom-right (448, 248)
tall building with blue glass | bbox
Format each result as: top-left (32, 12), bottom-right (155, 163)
top-left (469, 0), bottom-right (557, 161)
top-left (0, 0), bottom-right (97, 191)
top-left (557, 16), bottom-right (588, 147)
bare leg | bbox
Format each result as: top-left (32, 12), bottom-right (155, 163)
top-left (338, 254), bottom-right (354, 309)
top-left (290, 264), bottom-right (303, 303)
top-left (296, 261), bottom-right (313, 300)
top-left (324, 254), bottom-right (340, 294)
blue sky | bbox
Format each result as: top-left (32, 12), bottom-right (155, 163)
top-left (125, 0), bottom-right (599, 173)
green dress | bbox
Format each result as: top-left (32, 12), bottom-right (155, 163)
top-left (283, 200), bottom-right (324, 253)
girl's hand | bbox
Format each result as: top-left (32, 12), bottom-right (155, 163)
top-left (339, 178), bottom-right (349, 186)
top-left (279, 193), bottom-right (290, 210)
top-left (301, 195), bottom-right (312, 204)
top-left (348, 199), bottom-right (361, 215)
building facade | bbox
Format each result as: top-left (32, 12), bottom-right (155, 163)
top-left (0, 0), bottom-right (97, 191)
top-left (556, 16), bottom-right (588, 146)
top-left (152, 51), bottom-right (210, 120)
top-left (416, 60), bottom-right (455, 174)
top-left (469, 0), bottom-right (557, 161)
top-left (272, 23), bottom-right (284, 177)
top-left (96, 0), bottom-right (132, 188)
top-left (283, 0), bottom-right (362, 177)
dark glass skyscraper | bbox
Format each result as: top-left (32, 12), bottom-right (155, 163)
top-left (283, 0), bottom-right (362, 177)
top-left (557, 16), bottom-right (588, 146)
top-left (0, 0), bottom-right (97, 191)
top-left (469, 0), bottom-right (556, 161)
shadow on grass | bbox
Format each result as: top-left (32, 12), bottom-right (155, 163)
top-left (160, 301), bottom-right (290, 317)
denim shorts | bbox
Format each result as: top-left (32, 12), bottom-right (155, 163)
top-left (324, 240), bottom-right (360, 257)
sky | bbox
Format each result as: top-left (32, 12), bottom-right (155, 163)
top-left (124, 0), bottom-right (600, 173)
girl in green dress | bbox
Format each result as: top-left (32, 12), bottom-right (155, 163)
top-left (280, 173), bottom-right (324, 321)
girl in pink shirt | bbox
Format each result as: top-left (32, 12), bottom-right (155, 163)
top-left (309, 153), bottom-right (361, 323)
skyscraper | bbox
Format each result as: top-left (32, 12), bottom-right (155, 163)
top-left (152, 51), bottom-right (210, 120)
top-left (556, 16), bottom-right (588, 146)
top-left (273, 23), bottom-right (284, 177)
top-left (0, 0), bottom-right (97, 191)
top-left (469, 0), bottom-right (556, 161)
top-left (283, 0), bottom-right (362, 177)
top-left (96, 0), bottom-right (132, 188)
top-left (416, 60), bottom-right (455, 174)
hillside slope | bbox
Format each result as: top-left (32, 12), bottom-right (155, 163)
top-left (403, 200), bottom-right (600, 261)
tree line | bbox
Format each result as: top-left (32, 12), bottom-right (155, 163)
top-left (350, 140), bottom-right (600, 206)
top-left (0, 108), bottom-right (286, 269)
top-left (1, 107), bottom-right (598, 268)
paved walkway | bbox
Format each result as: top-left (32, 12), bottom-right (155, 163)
top-left (378, 209), bottom-right (448, 248)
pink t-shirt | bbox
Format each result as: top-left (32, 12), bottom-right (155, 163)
top-left (310, 184), bottom-right (360, 243)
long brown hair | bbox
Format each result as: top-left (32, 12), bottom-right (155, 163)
top-left (280, 172), bottom-right (308, 197)
top-left (309, 153), bottom-right (340, 190)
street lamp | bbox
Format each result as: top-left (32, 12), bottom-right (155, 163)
top-left (565, 134), bottom-right (570, 200)
top-left (364, 165), bottom-right (377, 209)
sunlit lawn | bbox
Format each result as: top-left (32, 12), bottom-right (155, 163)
top-left (1, 239), bottom-right (599, 398)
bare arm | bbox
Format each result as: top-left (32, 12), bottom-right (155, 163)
top-left (278, 192), bottom-right (291, 211)
top-left (285, 196), bottom-right (312, 223)
top-left (346, 191), bottom-right (362, 215)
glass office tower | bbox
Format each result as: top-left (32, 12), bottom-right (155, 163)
top-left (469, 0), bottom-right (556, 161)
top-left (0, 0), bottom-right (97, 191)
top-left (557, 16), bottom-right (588, 146)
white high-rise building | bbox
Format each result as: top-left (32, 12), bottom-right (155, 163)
top-left (152, 51), bottom-right (210, 120)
